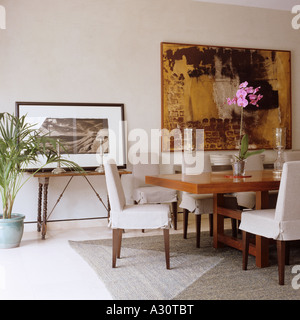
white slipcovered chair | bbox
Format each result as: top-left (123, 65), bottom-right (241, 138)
top-left (104, 159), bottom-right (171, 269)
top-left (234, 154), bottom-right (264, 209)
top-left (240, 161), bottom-right (300, 285)
top-left (132, 155), bottom-right (178, 229)
top-left (284, 150), bottom-right (300, 162)
top-left (224, 154), bottom-right (278, 234)
top-left (180, 153), bottom-right (213, 248)
top-left (180, 152), bottom-right (240, 247)
top-left (233, 154), bottom-right (278, 211)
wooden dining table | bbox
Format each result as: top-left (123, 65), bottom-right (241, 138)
top-left (145, 170), bottom-right (281, 268)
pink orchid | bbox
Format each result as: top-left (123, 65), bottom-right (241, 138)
top-left (227, 97), bottom-right (237, 105)
top-left (225, 81), bottom-right (264, 161)
top-left (236, 88), bottom-right (247, 99)
top-left (237, 97), bottom-right (248, 107)
top-left (253, 86), bottom-right (261, 94)
top-left (248, 93), bottom-right (263, 106)
top-left (245, 86), bottom-right (254, 93)
top-left (239, 81), bottom-right (248, 88)
top-left (226, 82), bottom-right (263, 108)
top-left (248, 94), bottom-right (258, 101)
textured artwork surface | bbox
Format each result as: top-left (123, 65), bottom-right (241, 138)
top-left (161, 42), bottom-right (291, 151)
top-left (39, 118), bottom-right (109, 154)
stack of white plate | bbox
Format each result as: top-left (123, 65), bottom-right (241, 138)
top-left (210, 154), bottom-right (232, 165)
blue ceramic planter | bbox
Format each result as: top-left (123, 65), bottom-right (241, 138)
top-left (0, 214), bottom-right (25, 249)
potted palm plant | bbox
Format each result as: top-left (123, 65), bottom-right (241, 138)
top-left (0, 112), bottom-right (82, 248)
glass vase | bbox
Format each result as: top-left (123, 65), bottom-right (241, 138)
top-left (273, 127), bottom-right (286, 173)
top-left (231, 159), bottom-right (246, 176)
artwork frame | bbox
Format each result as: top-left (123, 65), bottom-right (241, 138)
top-left (161, 42), bottom-right (292, 152)
top-left (15, 102), bottom-right (126, 170)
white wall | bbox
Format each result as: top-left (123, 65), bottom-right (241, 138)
top-left (0, 0), bottom-right (299, 222)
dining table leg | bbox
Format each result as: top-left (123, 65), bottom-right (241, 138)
top-left (213, 193), bottom-right (224, 249)
top-left (255, 191), bottom-right (269, 268)
top-left (213, 190), bottom-right (270, 268)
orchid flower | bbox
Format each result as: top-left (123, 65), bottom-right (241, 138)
top-left (226, 81), bottom-right (264, 161)
top-left (237, 97), bottom-right (248, 107)
top-left (227, 97), bottom-right (236, 105)
top-left (236, 88), bottom-right (247, 99)
top-left (227, 83), bottom-right (263, 108)
top-left (239, 81), bottom-right (248, 88)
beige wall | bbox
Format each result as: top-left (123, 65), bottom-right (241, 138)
top-left (0, 0), bottom-right (299, 221)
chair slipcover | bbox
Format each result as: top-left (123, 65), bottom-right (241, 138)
top-left (179, 152), bottom-right (213, 215)
top-left (180, 193), bottom-right (213, 215)
top-left (284, 150), bottom-right (300, 162)
top-left (132, 159), bottom-right (177, 204)
top-left (133, 186), bottom-right (177, 204)
top-left (239, 161), bottom-right (300, 241)
top-left (234, 154), bottom-right (264, 209)
top-left (105, 159), bottom-right (171, 230)
top-left (109, 204), bottom-right (171, 230)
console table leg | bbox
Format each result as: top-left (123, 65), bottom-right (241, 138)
top-left (37, 182), bottom-right (43, 232)
top-left (41, 178), bottom-right (49, 240)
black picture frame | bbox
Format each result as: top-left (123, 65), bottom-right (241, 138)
top-left (16, 102), bottom-right (126, 170)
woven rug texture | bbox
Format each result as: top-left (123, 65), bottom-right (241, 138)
top-left (69, 232), bottom-right (300, 300)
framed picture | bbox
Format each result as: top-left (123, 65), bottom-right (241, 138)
top-left (161, 42), bottom-right (292, 151)
top-left (16, 102), bottom-right (126, 170)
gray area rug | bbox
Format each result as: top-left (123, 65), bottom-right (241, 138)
top-left (69, 232), bottom-right (300, 300)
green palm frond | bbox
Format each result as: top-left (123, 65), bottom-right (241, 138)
top-left (0, 112), bottom-right (83, 218)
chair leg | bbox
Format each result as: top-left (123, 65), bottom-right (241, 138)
top-left (196, 214), bottom-right (201, 248)
top-left (209, 213), bottom-right (213, 236)
top-left (112, 228), bottom-right (120, 268)
top-left (277, 240), bottom-right (286, 285)
top-left (172, 201), bottom-right (178, 230)
top-left (117, 229), bottom-right (123, 259)
top-left (242, 231), bottom-right (250, 270)
top-left (285, 241), bottom-right (290, 265)
top-left (183, 209), bottom-right (189, 239)
top-left (163, 228), bottom-right (170, 269)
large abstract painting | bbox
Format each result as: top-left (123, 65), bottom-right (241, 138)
top-left (161, 42), bottom-right (291, 151)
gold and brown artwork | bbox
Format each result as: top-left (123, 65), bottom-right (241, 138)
top-left (161, 42), bottom-right (291, 152)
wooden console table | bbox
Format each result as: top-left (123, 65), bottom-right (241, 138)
top-left (33, 170), bottom-right (131, 239)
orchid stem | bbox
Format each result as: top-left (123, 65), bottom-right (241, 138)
top-left (239, 107), bottom-right (244, 156)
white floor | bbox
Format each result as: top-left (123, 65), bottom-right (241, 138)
top-left (0, 214), bottom-right (217, 300)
